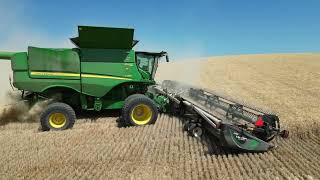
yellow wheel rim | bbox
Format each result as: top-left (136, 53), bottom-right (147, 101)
top-left (49, 112), bottom-right (67, 129)
top-left (131, 104), bottom-right (153, 125)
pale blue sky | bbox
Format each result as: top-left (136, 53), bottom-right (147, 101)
top-left (0, 0), bottom-right (319, 60)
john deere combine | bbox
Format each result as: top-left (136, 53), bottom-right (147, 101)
top-left (0, 26), bottom-right (288, 152)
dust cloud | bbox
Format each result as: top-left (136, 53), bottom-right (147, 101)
top-left (156, 58), bottom-right (205, 87)
top-left (0, 91), bottom-right (51, 125)
top-left (0, 61), bottom-right (13, 106)
top-left (0, 61), bottom-right (50, 126)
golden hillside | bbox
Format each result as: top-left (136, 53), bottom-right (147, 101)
top-left (0, 53), bottom-right (319, 179)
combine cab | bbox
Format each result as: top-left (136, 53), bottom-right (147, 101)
top-left (0, 26), bottom-right (288, 153)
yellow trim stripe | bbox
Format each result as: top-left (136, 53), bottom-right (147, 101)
top-left (30, 71), bottom-right (132, 80)
top-left (81, 74), bottom-right (131, 80)
top-left (31, 71), bottom-right (80, 77)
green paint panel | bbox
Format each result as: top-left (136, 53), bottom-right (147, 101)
top-left (81, 77), bottom-right (128, 97)
top-left (11, 52), bottom-right (28, 71)
top-left (81, 62), bottom-right (142, 79)
top-left (102, 100), bottom-right (124, 109)
top-left (80, 49), bottom-right (135, 63)
top-left (80, 50), bottom-right (144, 97)
top-left (28, 47), bottom-right (80, 74)
top-left (13, 71), bottom-right (81, 93)
top-left (0, 52), bottom-right (28, 71)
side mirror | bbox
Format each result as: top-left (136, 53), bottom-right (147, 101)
top-left (165, 55), bottom-right (169, 62)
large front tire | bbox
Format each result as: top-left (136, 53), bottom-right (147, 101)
top-left (121, 94), bottom-right (158, 126)
top-left (40, 102), bottom-right (76, 131)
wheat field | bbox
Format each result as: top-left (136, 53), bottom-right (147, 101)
top-left (0, 54), bottom-right (319, 179)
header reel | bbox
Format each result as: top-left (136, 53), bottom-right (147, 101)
top-left (153, 80), bottom-right (289, 153)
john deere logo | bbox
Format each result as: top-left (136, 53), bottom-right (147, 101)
top-left (233, 132), bottom-right (247, 144)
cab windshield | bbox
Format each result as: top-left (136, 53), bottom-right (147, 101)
top-left (136, 53), bottom-right (159, 79)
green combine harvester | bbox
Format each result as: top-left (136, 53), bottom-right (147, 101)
top-left (0, 26), bottom-right (288, 153)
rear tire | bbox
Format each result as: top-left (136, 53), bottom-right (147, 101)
top-left (121, 94), bottom-right (158, 126)
top-left (40, 102), bottom-right (76, 131)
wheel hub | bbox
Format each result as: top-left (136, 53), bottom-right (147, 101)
top-left (49, 113), bottom-right (67, 128)
top-left (131, 104), bottom-right (152, 125)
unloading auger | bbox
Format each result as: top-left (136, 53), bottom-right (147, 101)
top-left (152, 80), bottom-right (289, 152)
